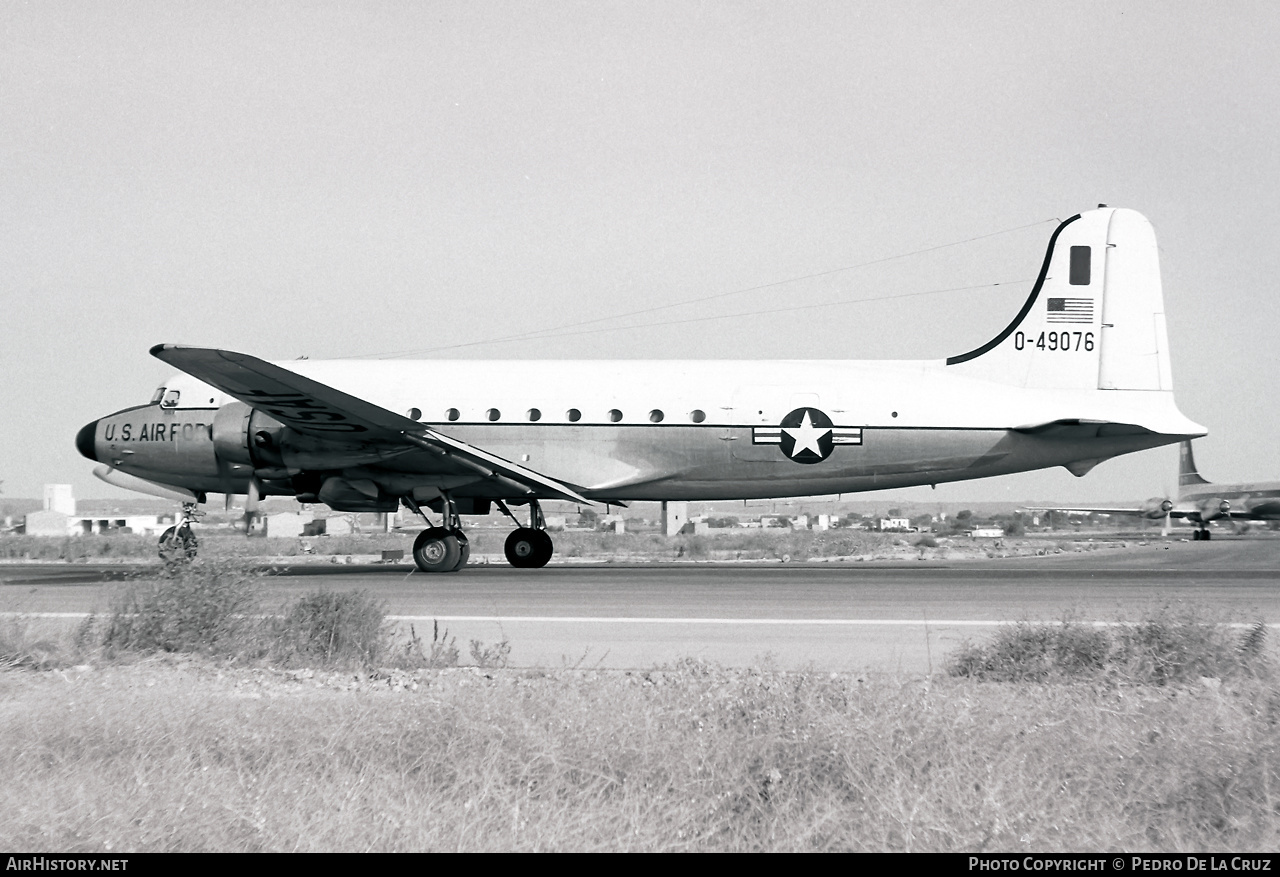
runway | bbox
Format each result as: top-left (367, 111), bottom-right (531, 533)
top-left (4, 538), bottom-right (1278, 672)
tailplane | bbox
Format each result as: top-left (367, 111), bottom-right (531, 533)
top-left (946, 207), bottom-right (1174, 393)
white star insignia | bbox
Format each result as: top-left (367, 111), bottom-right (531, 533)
top-left (783, 410), bottom-right (831, 458)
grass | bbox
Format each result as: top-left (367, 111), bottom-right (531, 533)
top-left (2, 563), bottom-right (1277, 851)
top-left (948, 606), bottom-right (1272, 685)
top-left (0, 661), bottom-right (1277, 851)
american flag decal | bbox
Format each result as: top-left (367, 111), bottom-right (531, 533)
top-left (1046, 297), bottom-right (1093, 324)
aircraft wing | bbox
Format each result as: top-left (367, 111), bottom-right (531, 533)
top-left (150, 345), bottom-right (592, 504)
top-left (1020, 504), bottom-right (1186, 519)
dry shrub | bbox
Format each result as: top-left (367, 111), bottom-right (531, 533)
top-left (102, 562), bottom-right (262, 657)
top-left (949, 605), bottom-right (1270, 685)
top-left (266, 589), bottom-right (390, 667)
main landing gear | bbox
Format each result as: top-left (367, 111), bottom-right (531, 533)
top-left (158, 502), bottom-right (202, 564)
top-left (405, 495), bottom-right (470, 573)
top-left (404, 496), bottom-right (556, 573)
top-left (1192, 526), bottom-right (1212, 541)
top-left (499, 500), bottom-right (554, 569)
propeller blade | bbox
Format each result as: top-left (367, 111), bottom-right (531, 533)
top-left (244, 478), bottom-right (261, 536)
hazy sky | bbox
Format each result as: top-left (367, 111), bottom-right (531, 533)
top-left (4, 1), bottom-right (1279, 505)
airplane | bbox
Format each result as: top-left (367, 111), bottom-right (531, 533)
top-left (76, 206), bottom-right (1206, 572)
top-left (1025, 440), bottom-right (1280, 540)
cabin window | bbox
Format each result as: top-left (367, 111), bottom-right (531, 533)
top-left (689, 409), bottom-right (706, 423)
top-left (406, 408), bottom-right (422, 421)
top-left (566, 408), bottom-right (581, 422)
top-left (527, 408), bottom-right (542, 422)
top-left (161, 390), bottom-right (181, 408)
top-left (608, 409), bottom-right (623, 423)
top-left (1070, 246), bottom-right (1091, 285)
top-left (150, 387), bottom-right (166, 405)
top-left (446, 408), bottom-right (460, 422)
top-left (649, 409), bottom-right (664, 423)
top-left (486, 408), bottom-right (501, 422)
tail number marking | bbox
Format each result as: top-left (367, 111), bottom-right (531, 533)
top-left (1014, 331), bottom-right (1094, 352)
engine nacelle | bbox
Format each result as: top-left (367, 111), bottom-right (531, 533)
top-left (1140, 497), bottom-right (1174, 519)
top-left (316, 476), bottom-right (399, 512)
top-left (211, 402), bottom-right (287, 470)
top-left (1196, 498), bottom-right (1231, 521)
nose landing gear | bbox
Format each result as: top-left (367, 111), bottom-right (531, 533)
top-left (158, 502), bottom-right (203, 564)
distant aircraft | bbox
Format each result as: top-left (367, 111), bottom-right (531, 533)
top-left (77, 206), bottom-right (1205, 571)
top-left (1026, 441), bottom-right (1280, 540)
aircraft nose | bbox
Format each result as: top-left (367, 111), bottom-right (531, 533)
top-left (76, 419), bottom-right (99, 461)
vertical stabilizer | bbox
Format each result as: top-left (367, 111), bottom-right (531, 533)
top-left (1179, 440), bottom-right (1210, 488)
top-left (947, 207), bottom-right (1175, 393)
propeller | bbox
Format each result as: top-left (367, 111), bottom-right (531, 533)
top-left (223, 477), bottom-right (262, 535)
top-left (244, 477), bottom-right (261, 535)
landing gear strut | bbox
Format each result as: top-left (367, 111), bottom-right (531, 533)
top-left (499, 499), bottom-right (554, 568)
top-left (406, 495), bottom-right (469, 573)
top-left (158, 502), bottom-right (202, 564)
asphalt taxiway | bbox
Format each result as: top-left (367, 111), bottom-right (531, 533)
top-left (4, 538), bottom-right (1277, 672)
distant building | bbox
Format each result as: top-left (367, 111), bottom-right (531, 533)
top-left (880, 517), bottom-right (912, 531)
top-left (45, 484), bottom-right (75, 516)
top-left (24, 510), bottom-right (69, 537)
top-left (265, 511), bottom-right (314, 538)
top-left (970, 528), bottom-right (1005, 538)
top-left (662, 501), bottom-right (689, 536)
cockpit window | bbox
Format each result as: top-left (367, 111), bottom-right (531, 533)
top-left (161, 389), bottom-right (181, 408)
top-left (151, 387), bottom-right (166, 405)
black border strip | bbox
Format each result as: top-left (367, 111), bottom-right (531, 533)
top-left (945, 213), bottom-right (1081, 365)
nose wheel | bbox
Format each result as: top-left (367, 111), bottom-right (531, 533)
top-left (158, 503), bottom-right (202, 564)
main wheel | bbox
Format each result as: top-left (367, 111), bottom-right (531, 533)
top-left (505, 527), bottom-right (554, 569)
top-left (413, 527), bottom-right (461, 573)
top-left (450, 531), bottom-right (471, 571)
top-left (158, 526), bottom-right (198, 563)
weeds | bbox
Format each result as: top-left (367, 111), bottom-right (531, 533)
top-left (101, 562), bottom-right (262, 657)
top-left (401, 621), bottom-right (461, 668)
top-left (469, 638), bottom-right (512, 669)
top-left (1, 664), bottom-right (1278, 851)
top-left (949, 606), bottom-right (1270, 684)
top-left (267, 589), bottom-right (389, 667)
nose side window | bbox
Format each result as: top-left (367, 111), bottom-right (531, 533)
top-left (161, 389), bottom-right (181, 408)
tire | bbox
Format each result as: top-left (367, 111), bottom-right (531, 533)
top-left (529, 528), bottom-right (554, 568)
top-left (450, 531), bottom-right (471, 572)
top-left (413, 527), bottom-right (461, 573)
top-left (506, 527), bottom-right (553, 568)
top-left (158, 526), bottom-right (198, 563)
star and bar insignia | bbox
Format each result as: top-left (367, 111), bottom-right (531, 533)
top-left (752, 407), bottom-right (861, 464)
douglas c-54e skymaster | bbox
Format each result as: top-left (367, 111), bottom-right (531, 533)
top-left (76, 207), bottom-right (1206, 572)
